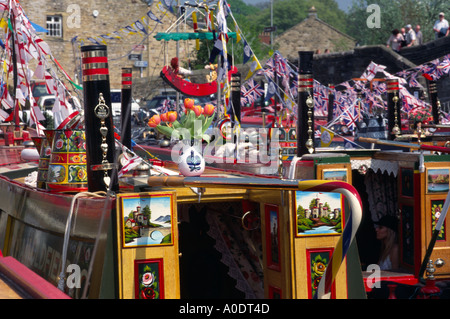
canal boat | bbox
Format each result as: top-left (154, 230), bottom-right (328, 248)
top-left (1, 0), bottom-right (450, 300)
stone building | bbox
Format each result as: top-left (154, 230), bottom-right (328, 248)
top-left (19, 0), bottom-right (193, 90)
top-left (274, 7), bottom-right (356, 59)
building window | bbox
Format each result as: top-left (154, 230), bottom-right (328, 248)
top-left (46, 15), bottom-right (62, 37)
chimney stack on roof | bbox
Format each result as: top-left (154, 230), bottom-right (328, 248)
top-left (308, 6), bottom-right (317, 19)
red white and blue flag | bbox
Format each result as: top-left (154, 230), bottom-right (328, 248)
top-left (341, 100), bottom-right (359, 131)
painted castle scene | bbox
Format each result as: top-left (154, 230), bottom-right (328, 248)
top-left (296, 191), bottom-right (343, 236)
top-left (121, 195), bottom-right (173, 247)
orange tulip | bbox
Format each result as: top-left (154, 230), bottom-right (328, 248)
top-left (192, 105), bottom-right (202, 117)
top-left (160, 112), bottom-right (168, 122)
top-left (203, 104), bottom-right (215, 116)
top-left (167, 111), bottom-right (177, 122)
top-left (184, 98), bottom-right (194, 110)
top-left (147, 114), bottom-right (161, 127)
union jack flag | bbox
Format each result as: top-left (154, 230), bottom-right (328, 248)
top-left (338, 81), bottom-right (356, 96)
top-left (157, 98), bottom-right (175, 113)
top-left (441, 111), bottom-right (450, 124)
top-left (341, 100), bottom-right (358, 131)
top-left (438, 54), bottom-right (450, 74)
top-left (313, 81), bottom-right (329, 117)
top-left (241, 78), bottom-right (263, 105)
top-left (400, 86), bottom-right (429, 113)
top-left (263, 57), bottom-right (275, 79)
top-left (372, 81), bottom-right (386, 95)
top-left (408, 74), bottom-right (423, 88)
top-left (241, 85), bottom-right (251, 105)
top-left (274, 53), bottom-right (290, 87)
top-left (289, 75), bottom-right (298, 98)
top-left (396, 69), bottom-right (412, 78)
top-left (419, 59), bottom-right (440, 80)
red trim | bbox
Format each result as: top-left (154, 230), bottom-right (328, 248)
top-left (82, 68), bottom-right (109, 76)
top-left (122, 81), bottom-right (132, 85)
top-left (160, 65), bottom-right (238, 97)
top-left (122, 73), bottom-right (132, 77)
top-left (47, 183), bottom-right (88, 193)
top-left (56, 111), bottom-right (81, 130)
top-left (0, 255), bottom-right (71, 299)
top-left (363, 274), bottom-right (418, 292)
top-left (81, 56), bottom-right (108, 64)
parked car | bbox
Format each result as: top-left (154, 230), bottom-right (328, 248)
top-left (37, 95), bottom-right (56, 111)
top-left (110, 89), bottom-right (140, 117)
top-left (31, 80), bottom-right (47, 103)
top-left (144, 95), bottom-right (176, 114)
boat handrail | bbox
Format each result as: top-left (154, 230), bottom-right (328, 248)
top-left (147, 175), bottom-right (363, 299)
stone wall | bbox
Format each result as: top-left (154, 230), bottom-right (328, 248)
top-left (399, 35), bottom-right (450, 65)
top-left (20, 0), bottom-right (193, 90)
top-left (274, 10), bottom-right (356, 60)
top-left (309, 45), bottom-right (416, 85)
top-left (289, 44), bottom-right (450, 105)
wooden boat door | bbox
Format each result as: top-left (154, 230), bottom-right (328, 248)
top-left (115, 191), bottom-right (180, 299)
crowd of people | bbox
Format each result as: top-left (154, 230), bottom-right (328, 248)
top-left (386, 12), bottom-right (449, 53)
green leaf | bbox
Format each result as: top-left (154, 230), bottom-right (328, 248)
top-left (183, 111), bottom-right (196, 137)
top-left (172, 120), bottom-right (181, 129)
top-left (156, 125), bottom-right (174, 138)
top-left (202, 115), bottom-right (214, 134)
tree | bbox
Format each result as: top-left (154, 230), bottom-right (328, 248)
top-left (250, 0), bottom-right (348, 37)
top-left (297, 205), bottom-right (306, 219)
top-left (346, 0), bottom-right (449, 45)
top-left (193, 0), bottom-right (349, 65)
top-left (142, 205), bottom-right (152, 221)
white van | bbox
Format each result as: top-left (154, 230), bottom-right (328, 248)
top-left (110, 89), bottom-right (140, 117)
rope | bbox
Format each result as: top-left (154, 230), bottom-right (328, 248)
top-left (57, 191), bottom-right (107, 291)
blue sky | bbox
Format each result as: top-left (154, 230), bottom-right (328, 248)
top-left (122, 195), bottom-right (172, 221)
top-left (296, 191), bottom-right (342, 210)
top-left (242, 0), bottom-right (353, 12)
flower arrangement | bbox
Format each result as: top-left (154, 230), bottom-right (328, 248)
top-left (408, 107), bottom-right (432, 125)
top-left (148, 98), bottom-right (216, 143)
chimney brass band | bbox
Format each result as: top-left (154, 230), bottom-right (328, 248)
top-left (429, 82), bottom-right (437, 94)
top-left (298, 74), bottom-right (313, 92)
top-left (81, 54), bottom-right (109, 82)
top-left (82, 63), bottom-right (109, 70)
top-left (122, 69), bottom-right (132, 89)
top-left (81, 50), bottom-right (107, 58)
top-left (387, 79), bottom-right (399, 93)
top-left (91, 163), bottom-right (118, 171)
top-left (231, 75), bottom-right (240, 92)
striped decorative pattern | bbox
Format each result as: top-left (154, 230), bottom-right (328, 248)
top-left (81, 49), bottom-right (109, 82)
top-left (298, 73), bottom-right (314, 92)
top-left (122, 68), bottom-right (132, 89)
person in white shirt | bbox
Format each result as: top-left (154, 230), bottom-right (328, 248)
top-left (404, 24), bottom-right (417, 46)
top-left (415, 25), bottom-right (423, 45)
top-left (433, 12), bottom-right (449, 39)
top-left (386, 29), bottom-right (404, 52)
